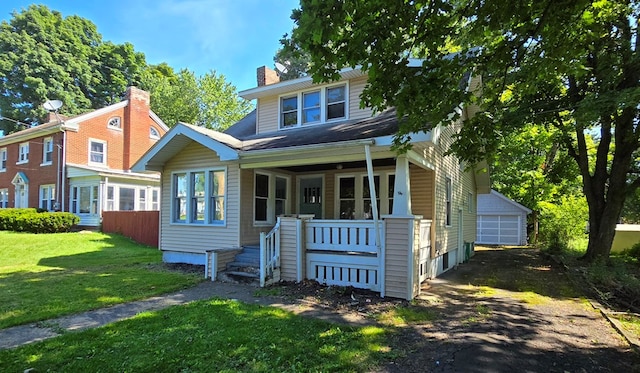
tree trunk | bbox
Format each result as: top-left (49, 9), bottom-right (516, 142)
top-left (582, 211), bottom-right (618, 262)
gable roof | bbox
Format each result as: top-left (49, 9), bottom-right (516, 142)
top-left (478, 189), bottom-right (532, 214)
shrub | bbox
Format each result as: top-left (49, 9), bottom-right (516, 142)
top-left (0, 208), bottom-right (79, 233)
top-left (624, 242), bottom-right (640, 260)
top-left (539, 194), bottom-right (588, 250)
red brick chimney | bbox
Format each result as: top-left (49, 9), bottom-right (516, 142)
top-left (257, 66), bottom-right (280, 86)
top-left (123, 86), bottom-right (151, 170)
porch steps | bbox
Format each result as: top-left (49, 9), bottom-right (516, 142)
top-left (222, 245), bottom-right (260, 283)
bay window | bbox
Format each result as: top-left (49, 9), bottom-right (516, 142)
top-left (172, 169), bottom-right (226, 225)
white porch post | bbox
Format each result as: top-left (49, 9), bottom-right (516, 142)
top-left (364, 144), bottom-right (381, 248)
top-left (392, 154), bottom-right (412, 216)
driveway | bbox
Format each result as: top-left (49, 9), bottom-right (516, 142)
top-left (376, 247), bottom-right (639, 373)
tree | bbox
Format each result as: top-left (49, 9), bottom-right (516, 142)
top-left (141, 67), bottom-right (252, 130)
top-left (0, 5), bottom-right (147, 133)
top-left (273, 33), bottom-right (310, 81)
top-left (292, 0), bottom-right (640, 262)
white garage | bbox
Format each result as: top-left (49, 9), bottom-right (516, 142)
top-left (477, 190), bottom-right (532, 246)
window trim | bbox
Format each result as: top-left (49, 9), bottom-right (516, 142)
top-left (335, 171), bottom-right (394, 220)
top-left (107, 116), bottom-right (122, 130)
top-left (41, 137), bottom-right (54, 166)
top-left (88, 138), bottom-right (107, 166)
top-left (445, 176), bottom-right (452, 227)
top-left (0, 188), bottom-right (8, 208)
top-left (278, 82), bottom-right (349, 130)
top-left (39, 184), bottom-right (56, 211)
top-left (253, 171), bottom-right (290, 226)
top-left (17, 142), bottom-right (29, 164)
top-left (0, 148), bottom-right (6, 172)
top-left (149, 126), bottom-right (160, 140)
top-left (170, 168), bottom-right (227, 226)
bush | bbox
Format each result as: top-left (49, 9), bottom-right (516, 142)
top-left (0, 208), bottom-right (79, 233)
top-left (539, 194), bottom-right (588, 250)
top-left (623, 242), bottom-right (640, 260)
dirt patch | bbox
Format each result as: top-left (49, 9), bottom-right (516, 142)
top-left (265, 248), bottom-right (640, 373)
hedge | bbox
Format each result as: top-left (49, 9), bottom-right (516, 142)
top-left (0, 208), bottom-right (80, 233)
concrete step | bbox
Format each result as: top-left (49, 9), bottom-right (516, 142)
top-left (225, 271), bottom-right (259, 279)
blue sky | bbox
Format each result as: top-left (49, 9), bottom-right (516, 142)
top-left (0, 1), bottom-right (300, 91)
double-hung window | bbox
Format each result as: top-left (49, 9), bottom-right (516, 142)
top-left (42, 137), bottom-right (53, 165)
top-left (172, 169), bottom-right (226, 225)
top-left (254, 172), bottom-right (289, 224)
top-left (71, 185), bottom-right (98, 215)
top-left (337, 173), bottom-right (393, 219)
top-left (0, 148), bottom-right (6, 171)
top-left (0, 188), bottom-right (8, 208)
top-left (279, 83), bottom-right (347, 129)
top-left (18, 142), bottom-right (29, 163)
top-left (89, 139), bottom-right (106, 166)
top-left (445, 177), bottom-right (452, 226)
top-left (39, 184), bottom-right (56, 211)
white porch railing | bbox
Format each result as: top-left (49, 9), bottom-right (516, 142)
top-left (260, 219), bottom-right (281, 287)
top-left (305, 220), bottom-right (383, 291)
top-left (418, 219), bottom-right (432, 282)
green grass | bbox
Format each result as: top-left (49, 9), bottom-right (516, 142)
top-left (0, 231), bottom-right (202, 329)
top-left (614, 314), bottom-right (640, 339)
top-left (0, 299), bottom-right (388, 372)
top-left (376, 305), bottom-right (439, 326)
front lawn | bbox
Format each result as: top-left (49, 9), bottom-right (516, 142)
top-left (0, 231), bottom-right (202, 329)
top-left (0, 299), bottom-right (388, 372)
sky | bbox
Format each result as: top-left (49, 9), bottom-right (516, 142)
top-left (0, 0), bottom-right (300, 91)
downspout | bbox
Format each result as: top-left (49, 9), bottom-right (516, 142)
top-left (61, 130), bottom-right (67, 211)
top-left (364, 144), bottom-right (384, 297)
top-left (56, 136), bottom-right (61, 211)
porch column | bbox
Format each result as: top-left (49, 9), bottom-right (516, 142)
top-left (392, 155), bottom-right (412, 216)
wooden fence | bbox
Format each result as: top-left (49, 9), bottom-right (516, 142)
top-left (102, 211), bottom-right (159, 247)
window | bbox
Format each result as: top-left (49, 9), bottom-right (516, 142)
top-left (119, 188), bottom-right (135, 211)
top-left (445, 177), bottom-right (452, 226)
top-left (149, 126), bottom-right (160, 139)
top-left (71, 185), bottom-right (99, 215)
top-left (279, 83), bottom-right (347, 129)
top-left (254, 172), bottom-right (289, 224)
top-left (18, 142), bottom-right (29, 163)
top-left (151, 189), bottom-right (160, 210)
top-left (39, 184), bottom-right (56, 211)
top-left (106, 186), bottom-right (115, 211)
top-left (337, 173), bottom-right (393, 220)
top-left (108, 117), bottom-right (121, 129)
top-left (0, 148), bottom-right (6, 171)
top-left (42, 137), bottom-right (53, 165)
top-left (172, 169), bottom-right (226, 224)
top-left (138, 189), bottom-right (146, 210)
top-left (89, 139), bottom-right (106, 165)
top-left (0, 188), bottom-right (8, 208)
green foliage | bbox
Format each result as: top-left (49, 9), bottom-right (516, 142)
top-left (624, 242), bottom-right (640, 260)
top-left (0, 208), bottom-right (78, 233)
top-left (0, 5), bottom-right (146, 133)
top-left (539, 194), bottom-right (589, 249)
top-left (0, 231), bottom-right (202, 328)
top-left (292, 0), bottom-right (640, 261)
top-left (140, 67), bottom-right (252, 130)
top-left (273, 33), bottom-right (311, 80)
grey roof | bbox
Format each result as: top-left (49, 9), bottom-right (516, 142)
top-left (222, 109), bottom-right (400, 152)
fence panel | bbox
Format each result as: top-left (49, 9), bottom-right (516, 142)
top-left (102, 211), bottom-right (159, 247)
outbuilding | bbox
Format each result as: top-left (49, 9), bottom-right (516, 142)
top-left (476, 190), bottom-right (531, 246)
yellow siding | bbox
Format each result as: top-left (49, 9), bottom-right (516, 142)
top-left (348, 76), bottom-right (374, 120)
top-left (410, 166), bottom-right (434, 219)
top-left (384, 218), bottom-right (411, 299)
top-left (279, 217), bottom-right (300, 281)
top-left (160, 142), bottom-right (240, 254)
top-left (239, 169), bottom-right (272, 245)
top-left (257, 96), bottom-right (278, 134)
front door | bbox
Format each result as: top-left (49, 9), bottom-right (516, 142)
top-left (15, 184), bottom-right (27, 208)
top-left (299, 177), bottom-right (323, 218)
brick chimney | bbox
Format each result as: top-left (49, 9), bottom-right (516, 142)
top-left (257, 66), bottom-right (280, 86)
top-left (123, 86), bottom-right (151, 170)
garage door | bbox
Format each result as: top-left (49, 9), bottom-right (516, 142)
top-left (477, 215), bottom-right (520, 245)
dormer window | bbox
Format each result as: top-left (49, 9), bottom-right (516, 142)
top-left (108, 117), bottom-right (121, 130)
top-left (279, 83), bottom-right (348, 129)
top-left (149, 126), bottom-right (160, 139)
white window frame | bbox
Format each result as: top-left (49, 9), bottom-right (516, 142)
top-left (0, 188), bottom-right (8, 208)
top-left (0, 148), bottom-right (6, 172)
top-left (254, 171), bottom-right (290, 225)
top-left (71, 185), bottom-right (99, 215)
top-left (278, 82), bottom-right (348, 129)
top-left (335, 171), bottom-right (394, 220)
top-left (105, 186), bottom-right (115, 211)
top-left (39, 184), bottom-right (56, 211)
top-left (445, 176), bottom-right (452, 227)
top-left (42, 137), bottom-right (53, 166)
top-left (88, 139), bottom-right (107, 166)
top-left (149, 126), bottom-right (160, 139)
top-left (107, 116), bottom-right (122, 130)
top-left (171, 168), bottom-right (227, 226)
top-left (17, 142), bottom-right (29, 164)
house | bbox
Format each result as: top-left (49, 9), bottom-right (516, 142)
top-left (476, 189), bottom-right (531, 246)
top-left (0, 87), bottom-right (168, 226)
top-left (133, 65), bottom-right (490, 300)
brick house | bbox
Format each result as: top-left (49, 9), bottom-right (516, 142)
top-left (0, 87), bottom-right (168, 226)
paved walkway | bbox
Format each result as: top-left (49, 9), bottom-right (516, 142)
top-left (0, 280), bottom-right (373, 350)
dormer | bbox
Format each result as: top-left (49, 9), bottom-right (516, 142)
top-left (239, 66), bottom-right (373, 135)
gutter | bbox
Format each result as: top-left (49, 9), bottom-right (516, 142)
top-left (239, 139), bottom-right (376, 159)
